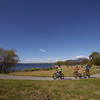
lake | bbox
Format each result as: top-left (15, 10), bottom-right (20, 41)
top-left (11, 63), bottom-right (55, 71)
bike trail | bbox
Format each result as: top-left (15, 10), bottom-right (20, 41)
top-left (0, 74), bottom-right (100, 80)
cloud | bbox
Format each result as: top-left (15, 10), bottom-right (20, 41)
top-left (19, 56), bottom-right (89, 63)
top-left (65, 56), bottom-right (89, 61)
top-left (40, 49), bottom-right (47, 52)
top-left (20, 58), bottom-right (42, 63)
top-left (75, 56), bottom-right (89, 59)
top-left (47, 58), bottom-right (66, 62)
top-left (75, 56), bottom-right (86, 58)
top-left (20, 58), bottom-right (66, 63)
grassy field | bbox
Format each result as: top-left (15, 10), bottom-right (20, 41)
top-left (9, 66), bottom-right (100, 77)
top-left (0, 79), bottom-right (100, 100)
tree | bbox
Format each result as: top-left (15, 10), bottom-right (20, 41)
top-left (88, 51), bottom-right (100, 66)
top-left (93, 56), bottom-right (100, 66)
top-left (89, 51), bottom-right (100, 60)
top-left (0, 48), bottom-right (4, 62)
top-left (80, 58), bottom-right (89, 65)
top-left (87, 60), bottom-right (93, 67)
top-left (0, 48), bottom-right (19, 73)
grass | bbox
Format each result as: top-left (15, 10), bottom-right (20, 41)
top-left (9, 66), bottom-right (100, 77)
top-left (0, 79), bottom-right (100, 100)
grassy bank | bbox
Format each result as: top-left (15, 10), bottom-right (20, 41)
top-left (0, 79), bottom-right (100, 100)
top-left (9, 66), bottom-right (100, 77)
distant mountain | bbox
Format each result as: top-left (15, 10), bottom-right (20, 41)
top-left (67, 57), bottom-right (88, 62)
top-left (64, 57), bottom-right (89, 65)
top-left (75, 57), bottom-right (88, 62)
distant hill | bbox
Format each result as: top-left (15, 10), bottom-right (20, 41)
top-left (67, 57), bottom-right (88, 62)
top-left (64, 57), bottom-right (89, 65)
top-left (75, 57), bottom-right (88, 62)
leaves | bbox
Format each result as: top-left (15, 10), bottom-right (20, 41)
top-left (0, 48), bottom-right (19, 73)
top-left (88, 51), bottom-right (100, 67)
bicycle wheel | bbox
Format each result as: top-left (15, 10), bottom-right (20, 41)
top-left (83, 72), bottom-right (86, 79)
top-left (60, 73), bottom-right (64, 80)
top-left (87, 72), bottom-right (90, 78)
top-left (73, 72), bottom-right (77, 78)
top-left (79, 73), bottom-right (82, 79)
top-left (52, 73), bottom-right (57, 80)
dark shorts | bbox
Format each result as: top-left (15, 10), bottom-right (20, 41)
top-left (85, 69), bottom-right (89, 72)
top-left (58, 71), bottom-right (62, 74)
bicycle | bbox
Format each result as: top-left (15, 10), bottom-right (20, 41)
top-left (52, 72), bottom-right (64, 80)
top-left (73, 71), bottom-right (82, 79)
top-left (83, 71), bottom-right (90, 79)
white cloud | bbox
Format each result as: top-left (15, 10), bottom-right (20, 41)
top-left (47, 58), bottom-right (66, 62)
top-left (19, 56), bottom-right (89, 63)
top-left (75, 56), bottom-right (89, 59)
top-left (40, 49), bottom-right (47, 52)
top-left (76, 56), bottom-right (86, 58)
top-left (20, 58), bottom-right (42, 63)
top-left (20, 58), bottom-right (66, 63)
top-left (63, 56), bottom-right (89, 61)
top-left (69, 56), bottom-right (89, 60)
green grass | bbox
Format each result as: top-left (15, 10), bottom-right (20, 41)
top-left (9, 66), bottom-right (100, 77)
top-left (0, 79), bottom-right (100, 100)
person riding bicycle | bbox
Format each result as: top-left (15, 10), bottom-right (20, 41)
top-left (74, 65), bottom-right (80, 76)
top-left (53, 64), bottom-right (64, 80)
top-left (56, 64), bottom-right (62, 76)
top-left (83, 65), bottom-right (90, 78)
top-left (85, 65), bottom-right (90, 73)
top-left (74, 65), bottom-right (79, 72)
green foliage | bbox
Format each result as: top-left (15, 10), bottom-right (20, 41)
top-left (87, 61), bottom-right (93, 67)
top-left (89, 51), bottom-right (100, 66)
top-left (89, 51), bottom-right (99, 60)
top-left (80, 58), bottom-right (89, 65)
top-left (43, 67), bottom-right (54, 70)
top-left (30, 68), bottom-right (40, 71)
top-left (93, 56), bottom-right (100, 66)
top-left (0, 48), bottom-right (19, 73)
top-left (23, 68), bottom-right (28, 72)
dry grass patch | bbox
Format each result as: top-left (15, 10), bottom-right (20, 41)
top-left (9, 66), bottom-right (100, 77)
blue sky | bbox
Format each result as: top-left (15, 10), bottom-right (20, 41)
top-left (0, 0), bottom-right (100, 63)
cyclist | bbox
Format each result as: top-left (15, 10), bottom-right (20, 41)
top-left (57, 64), bottom-right (62, 76)
top-left (85, 65), bottom-right (90, 73)
top-left (53, 64), bottom-right (64, 80)
top-left (74, 65), bottom-right (80, 77)
top-left (83, 65), bottom-right (90, 78)
top-left (75, 65), bottom-right (79, 72)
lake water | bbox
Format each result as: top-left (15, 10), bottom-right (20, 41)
top-left (11, 63), bottom-right (55, 71)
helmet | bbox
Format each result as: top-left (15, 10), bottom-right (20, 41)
top-left (58, 64), bottom-right (60, 67)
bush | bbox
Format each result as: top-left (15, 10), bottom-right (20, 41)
top-left (23, 68), bottom-right (28, 72)
top-left (43, 68), bottom-right (50, 70)
top-left (30, 68), bottom-right (40, 71)
top-left (43, 67), bottom-right (54, 70)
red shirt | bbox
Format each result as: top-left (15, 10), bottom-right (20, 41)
top-left (75, 66), bottom-right (79, 70)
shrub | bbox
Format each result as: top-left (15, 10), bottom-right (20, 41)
top-left (30, 68), bottom-right (40, 71)
top-left (23, 68), bottom-right (28, 72)
top-left (43, 67), bottom-right (54, 70)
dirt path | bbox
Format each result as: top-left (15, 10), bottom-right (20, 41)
top-left (0, 74), bottom-right (100, 80)
top-left (0, 74), bottom-right (53, 80)
top-left (91, 74), bottom-right (100, 78)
